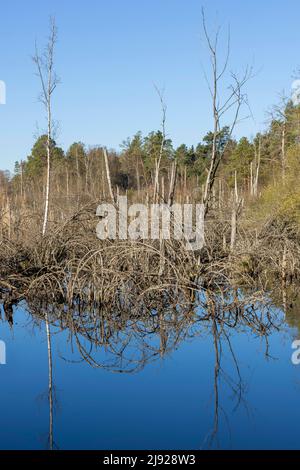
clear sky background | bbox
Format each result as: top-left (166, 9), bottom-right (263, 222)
top-left (0, 0), bottom-right (299, 171)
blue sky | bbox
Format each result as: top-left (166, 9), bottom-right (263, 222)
top-left (0, 0), bottom-right (299, 171)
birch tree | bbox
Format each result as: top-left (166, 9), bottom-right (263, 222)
top-left (33, 17), bottom-right (59, 236)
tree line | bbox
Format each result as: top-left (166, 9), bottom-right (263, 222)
top-left (0, 97), bottom-right (298, 215)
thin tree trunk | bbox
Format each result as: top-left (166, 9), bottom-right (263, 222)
top-left (42, 99), bottom-right (51, 236)
top-left (136, 164), bottom-right (140, 197)
top-left (103, 147), bottom-right (115, 203)
top-left (281, 123), bottom-right (286, 180)
top-left (168, 160), bottom-right (178, 206)
top-left (230, 171), bottom-right (239, 251)
top-left (253, 137), bottom-right (261, 197)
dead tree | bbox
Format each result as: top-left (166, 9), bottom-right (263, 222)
top-left (252, 135), bottom-right (261, 197)
top-left (230, 171), bottom-right (243, 250)
top-left (201, 9), bottom-right (252, 217)
top-left (33, 17), bottom-right (59, 236)
top-left (153, 86), bottom-right (167, 203)
top-left (168, 160), bottom-right (178, 206)
top-left (103, 147), bottom-right (115, 204)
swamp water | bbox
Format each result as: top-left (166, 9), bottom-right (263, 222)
top-left (0, 298), bottom-right (299, 450)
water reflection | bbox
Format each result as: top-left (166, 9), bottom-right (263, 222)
top-left (45, 312), bottom-right (54, 450)
top-left (10, 287), bottom-right (283, 450)
top-left (27, 289), bottom-right (281, 371)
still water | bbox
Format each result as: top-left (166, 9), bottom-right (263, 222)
top-left (0, 302), bottom-right (299, 450)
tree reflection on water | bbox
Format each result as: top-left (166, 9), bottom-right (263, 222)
top-left (12, 286), bottom-right (283, 449)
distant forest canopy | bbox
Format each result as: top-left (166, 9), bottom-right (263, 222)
top-left (1, 98), bottom-right (300, 219)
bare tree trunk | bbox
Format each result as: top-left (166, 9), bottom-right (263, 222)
top-left (230, 172), bottom-right (238, 250)
top-left (43, 97), bottom-right (52, 235)
top-left (281, 123), bottom-right (286, 180)
top-left (20, 160), bottom-right (24, 202)
top-left (168, 160), bottom-right (178, 206)
top-left (230, 199), bottom-right (237, 251)
top-left (218, 178), bottom-right (222, 210)
top-left (65, 163), bottom-right (69, 200)
top-left (153, 86), bottom-right (167, 203)
top-left (103, 147), bottom-right (115, 203)
top-left (230, 171), bottom-right (242, 251)
top-left (136, 164), bottom-right (140, 197)
top-left (84, 154), bottom-right (89, 193)
top-left (161, 176), bottom-right (165, 201)
top-left (253, 137), bottom-right (261, 197)
top-left (6, 198), bottom-right (11, 240)
top-left (76, 148), bottom-right (80, 208)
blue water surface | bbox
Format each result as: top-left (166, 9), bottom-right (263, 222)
top-left (0, 305), bottom-right (299, 450)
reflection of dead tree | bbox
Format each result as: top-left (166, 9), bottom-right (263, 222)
top-left (202, 318), bottom-right (242, 449)
top-left (24, 284), bottom-right (281, 381)
top-left (23, 287), bottom-right (279, 451)
top-left (3, 277), bottom-right (282, 449)
top-left (210, 317), bottom-right (221, 448)
top-left (200, 291), bottom-right (277, 449)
